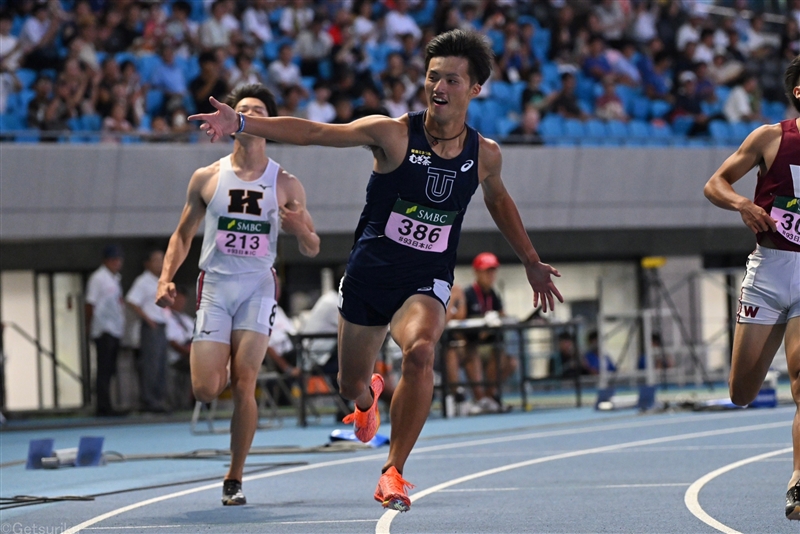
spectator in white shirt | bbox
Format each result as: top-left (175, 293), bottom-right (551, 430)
top-left (352, 0), bottom-right (377, 46)
top-left (85, 244), bottom-right (127, 416)
top-left (268, 43), bottom-right (302, 93)
top-left (165, 285), bottom-right (194, 410)
top-left (242, 0), bottom-right (273, 48)
top-left (723, 74), bottom-right (765, 123)
top-left (126, 249), bottom-right (170, 413)
top-left (676, 12), bottom-right (703, 52)
top-left (280, 0), bottom-right (314, 39)
top-left (306, 80), bottom-right (336, 123)
top-left (745, 14), bottom-right (781, 59)
top-left (693, 28), bottom-right (715, 65)
top-left (228, 52), bottom-right (263, 89)
top-left (20, 3), bottom-right (63, 71)
top-left (0, 12), bottom-right (21, 114)
top-left (199, 0), bottom-right (230, 51)
top-left (385, 0), bottom-right (421, 48)
top-left (165, 1), bottom-right (199, 58)
top-left (383, 77), bottom-right (409, 118)
top-left (295, 15), bottom-right (333, 77)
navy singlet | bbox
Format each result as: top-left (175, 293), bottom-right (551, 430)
top-left (345, 110), bottom-right (481, 289)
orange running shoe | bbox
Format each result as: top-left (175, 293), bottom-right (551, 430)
top-left (374, 466), bottom-right (415, 512)
top-left (342, 373), bottom-right (384, 442)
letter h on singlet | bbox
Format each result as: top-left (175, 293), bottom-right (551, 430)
top-left (228, 190), bottom-right (263, 215)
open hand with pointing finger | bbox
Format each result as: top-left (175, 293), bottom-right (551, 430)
top-left (188, 97), bottom-right (239, 142)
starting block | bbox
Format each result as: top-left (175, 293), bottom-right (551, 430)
top-left (26, 436), bottom-right (104, 469)
top-left (595, 385), bottom-right (657, 412)
top-left (330, 429), bottom-right (389, 448)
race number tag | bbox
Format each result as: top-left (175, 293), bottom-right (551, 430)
top-left (385, 199), bottom-right (457, 252)
top-left (771, 196), bottom-right (800, 245)
top-left (216, 216), bottom-right (271, 257)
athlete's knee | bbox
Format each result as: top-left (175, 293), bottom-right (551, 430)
top-left (402, 338), bottom-right (436, 375)
top-left (193, 379), bottom-right (225, 403)
top-left (728, 379), bottom-right (756, 407)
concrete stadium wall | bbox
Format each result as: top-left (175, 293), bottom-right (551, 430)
top-left (1, 144), bottom-right (755, 241)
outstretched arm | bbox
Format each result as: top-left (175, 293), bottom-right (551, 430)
top-left (189, 96), bottom-right (402, 149)
top-left (703, 125), bottom-right (779, 234)
top-left (156, 169), bottom-right (209, 308)
top-left (479, 139), bottom-right (563, 313)
top-left (277, 169), bottom-right (320, 258)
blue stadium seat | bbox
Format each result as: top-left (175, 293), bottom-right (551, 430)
top-left (497, 117), bottom-right (519, 138)
top-left (628, 96), bottom-right (650, 121)
top-left (729, 121), bottom-right (752, 144)
top-left (709, 120), bottom-right (732, 145)
top-left (715, 85), bottom-right (731, 105)
top-left (82, 114), bottom-right (102, 131)
top-left (115, 52), bottom-right (137, 68)
top-left (626, 120), bottom-right (650, 145)
top-left (510, 82), bottom-right (526, 114)
top-left (650, 99), bottom-right (672, 119)
top-left (6, 89), bottom-right (35, 120)
top-left (15, 129), bottom-right (40, 142)
top-left (411, 0), bottom-right (436, 26)
top-left (137, 54), bottom-right (162, 84)
top-left (563, 118), bottom-right (585, 139)
top-left (541, 62), bottom-right (561, 92)
top-left (0, 113), bottom-right (23, 134)
top-left (584, 119), bottom-right (607, 139)
top-left (671, 115), bottom-right (695, 136)
top-left (491, 81), bottom-right (514, 115)
top-left (606, 120), bottom-right (628, 141)
top-left (531, 28), bottom-right (550, 61)
top-left (145, 90), bottom-right (164, 115)
top-left (648, 122), bottom-right (673, 146)
top-left (539, 114), bottom-right (564, 143)
top-left (518, 15), bottom-right (541, 30)
top-left (467, 99), bottom-right (483, 130)
top-left (15, 68), bottom-right (37, 89)
top-left (478, 100), bottom-right (502, 136)
top-left (614, 84), bottom-right (637, 112)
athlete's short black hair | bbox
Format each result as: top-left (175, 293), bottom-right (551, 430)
top-left (785, 55), bottom-right (800, 113)
top-left (225, 84), bottom-right (278, 118)
top-left (424, 29), bottom-right (493, 85)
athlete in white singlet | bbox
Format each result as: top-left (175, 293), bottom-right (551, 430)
top-left (155, 84), bottom-right (319, 506)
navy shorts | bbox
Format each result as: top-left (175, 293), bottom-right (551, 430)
top-left (338, 274), bottom-right (452, 327)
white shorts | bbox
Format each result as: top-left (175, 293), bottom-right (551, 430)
top-left (194, 269), bottom-right (277, 344)
top-left (737, 245), bottom-right (800, 325)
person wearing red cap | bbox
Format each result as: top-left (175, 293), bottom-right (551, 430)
top-left (462, 252), bottom-right (517, 413)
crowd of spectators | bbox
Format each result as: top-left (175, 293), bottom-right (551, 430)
top-left (0, 0), bottom-right (799, 144)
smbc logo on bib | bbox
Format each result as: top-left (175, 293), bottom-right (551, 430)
top-left (385, 199), bottom-right (458, 252)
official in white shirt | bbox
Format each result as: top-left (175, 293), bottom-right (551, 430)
top-left (165, 285), bottom-right (194, 410)
top-left (85, 244), bottom-right (126, 416)
top-left (126, 250), bottom-right (169, 412)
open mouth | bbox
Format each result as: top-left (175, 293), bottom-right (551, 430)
top-left (432, 96), bottom-right (448, 106)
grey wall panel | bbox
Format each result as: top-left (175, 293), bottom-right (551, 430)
top-left (0, 144), bottom-right (763, 241)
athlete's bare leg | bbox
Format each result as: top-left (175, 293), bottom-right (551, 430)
top-left (226, 329), bottom-right (270, 482)
top-left (337, 318), bottom-right (388, 410)
top-left (484, 350), bottom-right (517, 399)
top-left (383, 295), bottom-right (446, 474)
top-left (729, 322), bottom-right (785, 406)
top-left (462, 343), bottom-right (486, 400)
top-left (783, 318), bottom-right (800, 488)
top-left (190, 340), bottom-right (231, 403)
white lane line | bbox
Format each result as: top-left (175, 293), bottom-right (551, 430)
top-left (62, 410), bottom-right (788, 534)
top-left (85, 527), bottom-right (187, 531)
top-left (599, 483), bottom-right (690, 488)
top-left (84, 519), bottom-right (378, 530)
top-left (375, 421), bottom-right (789, 534)
top-left (684, 447), bottom-right (792, 534)
top-left (440, 488), bottom-right (521, 493)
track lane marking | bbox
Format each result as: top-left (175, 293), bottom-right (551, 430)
top-left (375, 421), bottom-right (789, 533)
top-left (684, 447), bottom-right (793, 534)
top-left (62, 410), bottom-right (790, 534)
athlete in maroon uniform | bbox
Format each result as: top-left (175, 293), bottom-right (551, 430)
top-left (704, 56), bottom-right (800, 520)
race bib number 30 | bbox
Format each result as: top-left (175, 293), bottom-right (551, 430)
top-left (385, 199), bottom-right (457, 252)
top-left (771, 196), bottom-right (800, 245)
top-left (216, 216), bottom-right (271, 257)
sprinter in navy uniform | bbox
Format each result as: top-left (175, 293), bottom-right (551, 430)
top-left (190, 29), bottom-right (563, 512)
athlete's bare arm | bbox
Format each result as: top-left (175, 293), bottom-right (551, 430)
top-left (704, 124), bottom-right (782, 234)
top-left (156, 164), bottom-right (217, 308)
top-left (478, 137), bottom-right (563, 312)
top-left (189, 97), bottom-right (408, 170)
top-left (276, 169), bottom-right (320, 258)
